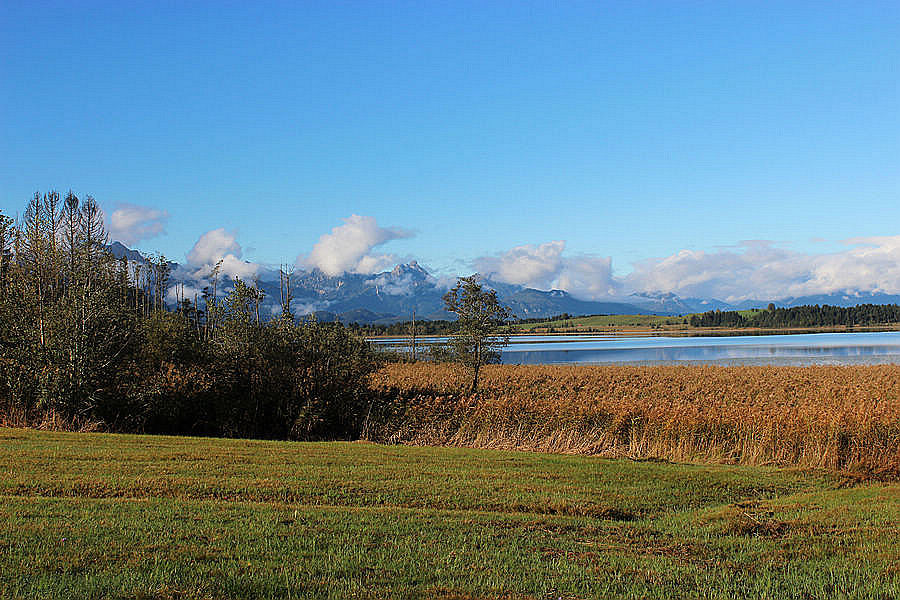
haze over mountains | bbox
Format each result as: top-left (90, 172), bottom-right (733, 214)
top-left (109, 241), bottom-right (900, 325)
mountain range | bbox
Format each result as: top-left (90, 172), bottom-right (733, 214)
top-left (108, 242), bottom-right (900, 325)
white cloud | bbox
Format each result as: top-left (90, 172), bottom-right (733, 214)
top-left (432, 274), bottom-right (461, 291)
top-left (303, 215), bottom-right (413, 276)
top-left (474, 241), bottom-right (565, 290)
top-left (473, 241), bottom-right (617, 300)
top-left (626, 236), bottom-right (900, 301)
top-left (472, 236), bottom-right (900, 302)
top-left (107, 204), bottom-right (169, 246)
top-left (365, 271), bottom-right (428, 296)
top-left (185, 228), bottom-right (259, 280)
top-left (354, 254), bottom-right (397, 275)
top-left (168, 223), bottom-right (900, 307)
top-left (217, 255), bottom-right (261, 280)
top-left (556, 255), bottom-right (617, 299)
top-left (186, 228), bottom-right (241, 266)
top-left (165, 283), bottom-right (204, 304)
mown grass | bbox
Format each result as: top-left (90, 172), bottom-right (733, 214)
top-left (2, 429), bottom-right (899, 599)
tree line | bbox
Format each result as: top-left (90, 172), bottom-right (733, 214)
top-left (356, 313), bottom-right (573, 337)
top-left (0, 192), bottom-right (377, 439)
top-left (353, 319), bottom-right (458, 337)
top-left (689, 304), bottom-right (900, 328)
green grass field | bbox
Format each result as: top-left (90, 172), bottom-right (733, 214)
top-left (516, 313), bottom-right (685, 331)
top-left (2, 429), bottom-right (898, 599)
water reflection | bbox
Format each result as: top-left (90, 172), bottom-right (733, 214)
top-left (376, 331), bottom-right (900, 366)
top-left (499, 332), bottom-right (900, 366)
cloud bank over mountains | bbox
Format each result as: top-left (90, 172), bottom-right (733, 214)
top-left (625, 237), bottom-right (900, 302)
top-left (472, 241), bottom-right (617, 300)
top-left (470, 236), bottom-right (900, 302)
top-left (115, 204), bottom-right (900, 303)
top-left (107, 204), bottom-right (169, 246)
top-left (301, 214), bottom-right (414, 276)
top-left (185, 228), bottom-right (260, 280)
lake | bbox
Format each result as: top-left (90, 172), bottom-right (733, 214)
top-left (375, 331), bottom-right (900, 366)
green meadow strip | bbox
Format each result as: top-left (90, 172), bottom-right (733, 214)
top-left (1, 429), bottom-right (898, 599)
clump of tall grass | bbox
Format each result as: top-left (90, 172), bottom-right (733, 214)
top-left (369, 363), bottom-right (900, 477)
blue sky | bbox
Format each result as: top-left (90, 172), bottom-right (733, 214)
top-left (2, 1), bottom-right (898, 299)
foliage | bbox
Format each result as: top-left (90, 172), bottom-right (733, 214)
top-left (0, 193), bottom-right (142, 427)
top-left (441, 275), bottom-right (512, 392)
top-left (690, 303), bottom-right (900, 328)
top-left (0, 191), bottom-right (376, 440)
top-left (352, 318), bottom-right (458, 337)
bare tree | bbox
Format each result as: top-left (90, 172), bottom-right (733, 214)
top-left (252, 275), bottom-right (264, 325)
top-left (62, 192), bottom-right (81, 283)
top-left (79, 195), bottom-right (107, 272)
top-left (204, 259), bottom-right (224, 340)
top-left (279, 264), bottom-right (294, 323)
top-left (150, 254), bottom-right (170, 313)
top-left (23, 192), bottom-right (49, 346)
top-left (0, 210), bottom-right (13, 300)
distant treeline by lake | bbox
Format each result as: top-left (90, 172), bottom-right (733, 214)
top-left (352, 314), bottom-right (563, 337)
top-left (364, 305), bottom-right (900, 337)
top-left (690, 304), bottom-right (900, 328)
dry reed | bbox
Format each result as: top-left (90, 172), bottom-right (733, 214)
top-left (370, 363), bottom-right (900, 477)
top-left (0, 407), bottom-right (103, 432)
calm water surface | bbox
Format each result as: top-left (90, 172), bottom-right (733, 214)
top-left (376, 331), bottom-right (900, 366)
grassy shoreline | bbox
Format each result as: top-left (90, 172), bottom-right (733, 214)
top-left (2, 428), bottom-right (899, 599)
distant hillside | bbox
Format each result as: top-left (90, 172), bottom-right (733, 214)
top-left (106, 242), bottom-right (900, 326)
top-left (498, 287), bottom-right (648, 319)
top-left (106, 243), bottom-right (672, 324)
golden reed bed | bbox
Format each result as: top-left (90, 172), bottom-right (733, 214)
top-left (369, 363), bottom-right (900, 477)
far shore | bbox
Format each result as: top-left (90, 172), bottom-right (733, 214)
top-left (369, 323), bottom-right (900, 340)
